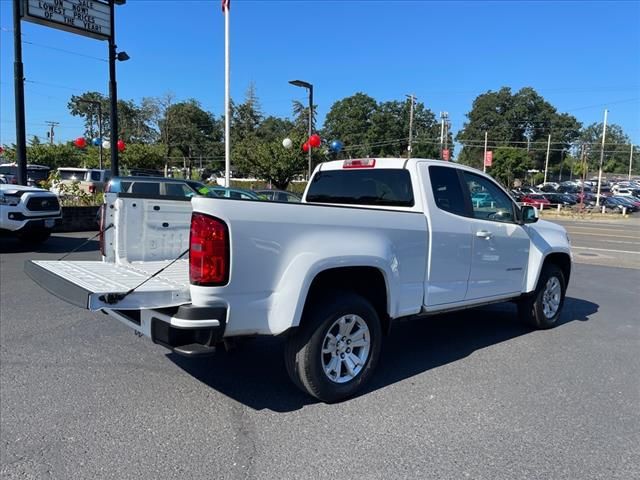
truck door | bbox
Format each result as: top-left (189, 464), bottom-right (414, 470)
top-left (460, 171), bottom-right (529, 300)
top-left (419, 164), bottom-right (472, 305)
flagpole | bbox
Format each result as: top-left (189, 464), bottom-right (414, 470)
top-left (224, 0), bottom-right (231, 188)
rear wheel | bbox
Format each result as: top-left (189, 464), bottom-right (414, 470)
top-left (284, 291), bottom-right (382, 403)
top-left (518, 264), bottom-right (566, 329)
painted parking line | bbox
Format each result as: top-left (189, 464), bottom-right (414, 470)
top-left (571, 246), bottom-right (640, 255)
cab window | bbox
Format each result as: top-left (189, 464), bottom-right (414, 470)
top-left (428, 166), bottom-right (467, 216)
top-left (462, 172), bottom-right (515, 223)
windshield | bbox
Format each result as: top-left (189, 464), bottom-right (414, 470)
top-left (306, 169), bottom-right (414, 207)
top-left (59, 170), bottom-right (86, 181)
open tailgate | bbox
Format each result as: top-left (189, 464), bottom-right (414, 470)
top-left (25, 259), bottom-right (190, 310)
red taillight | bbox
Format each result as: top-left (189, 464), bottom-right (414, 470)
top-left (189, 213), bottom-right (229, 286)
top-left (88, 184), bottom-right (96, 194)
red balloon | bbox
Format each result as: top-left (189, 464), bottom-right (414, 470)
top-left (302, 142), bottom-right (310, 153)
top-left (117, 140), bottom-right (126, 152)
top-left (74, 137), bottom-right (87, 149)
top-left (309, 134), bottom-right (321, 148)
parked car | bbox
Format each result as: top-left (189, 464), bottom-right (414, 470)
top-left (54, 168), bottom-right (111, 195)
top-left (208, 186), bottom-right (263, 200)
top-left (613, 196), bottom-right (640, 210)
top-left (255, 189), bottom-right (301, 202)
top-left (521, 194), bottom-right (551, 209)
top-left (0, 163), bottom-right (51, 187)
top-left (0, 184), bottom-right (61, 243)
top-left (106, 176), bottom-right (204, 198)
top-left (600, 196), bottom-right (638, 213)
top-left (542, 193), bottom-right (575, 206)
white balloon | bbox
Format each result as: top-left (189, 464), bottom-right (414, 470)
top-left (282, 138), bottom-right (293, 149)
top-left (102, 140), bottom-right (111, 149)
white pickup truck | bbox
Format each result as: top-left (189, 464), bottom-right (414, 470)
top-left (26, 158), bottom-right (572, 402)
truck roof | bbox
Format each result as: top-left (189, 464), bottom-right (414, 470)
top-left (316, 157), bottom-right (486, 176)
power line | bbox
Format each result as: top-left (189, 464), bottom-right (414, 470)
top-left (22, 40), bottom-right (107, 62)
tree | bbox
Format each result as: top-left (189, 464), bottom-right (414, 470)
top-left (233, 135), bottom-right (306, 189)
top-left (68, 91), bottom-right (157, 144)
top-left (489, 147), bottom-right (532, 188)
top-left (456, 87), bottom-right (581, 170)
top-left (159, 100), bottom-right (222, 176)
top-left (577, 123), bottom-right (635, 175)
top-left (291, 99), bottom-right (318, 136)
top-left (323, 93), bottom-right (378, 158)
top-left (322, 94), bottom-right (445, 159)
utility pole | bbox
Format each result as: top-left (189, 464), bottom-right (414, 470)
top-left (629, 144), bottom-right (634, 181)
top-left (543, 133), bottom-right (551, 184)
top-left (45, 121), bottom-right (59, 145)
top-left (483, 131), bottom-right (488, 173)
top-left (579, 145), bottom-right (587, 210)
top-left (406, 94), bottom-right (415, 159)
top-left (443, 112), bottom-right (450, 157)
top-left (595, 109), bottom-right (608, 207)
top-left (439, 112), bottom-right (445, 158)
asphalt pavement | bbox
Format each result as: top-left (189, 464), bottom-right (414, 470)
top-left (1, 227), bottom-right (639, 480)
top-left (543, 215), bottom-right (640, 269)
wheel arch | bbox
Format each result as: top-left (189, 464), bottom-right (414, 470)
top-left (297, 266), bottom-right (390, 334)
top-left (542, 252), bottom-right (571, 286)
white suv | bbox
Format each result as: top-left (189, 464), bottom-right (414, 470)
top-left (0, 184), bottom-right (62, 243)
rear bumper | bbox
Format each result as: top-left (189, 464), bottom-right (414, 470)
top-left (108, 304), bottom-right (227, 357)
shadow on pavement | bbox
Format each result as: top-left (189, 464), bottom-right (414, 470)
top-left (170, 297), bottom-right (598, 412)
top-left (0, 233), bottom-right (99, 254)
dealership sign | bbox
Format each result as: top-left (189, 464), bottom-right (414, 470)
top-left (22, 0), bottom-right (111, 41)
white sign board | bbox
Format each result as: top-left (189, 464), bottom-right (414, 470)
top-left (22, 0), bottom-right (111, 41)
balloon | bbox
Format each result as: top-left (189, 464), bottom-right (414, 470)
top-left (102, 140), bottom-right (111, 149)
top-left (309, 134), bottom-right (321, 148)
top-left (282, 138), bottom-right (293, 149)
top-left (74, 137), bottom-right (87, 149)
top-left (302, 142), bottom-right (310, 153)
top-left (330, 140), bottom-right (343, 152)
top-left (92, 137), bottom-right (101, 146)
top-left (117, 140), bottom-right (126, 152)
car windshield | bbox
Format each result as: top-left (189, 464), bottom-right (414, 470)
top-left (59, 170), bottom-right (86, 181)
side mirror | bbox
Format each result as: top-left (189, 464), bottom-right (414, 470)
top-left (521, 205), bottom-right (539, 224)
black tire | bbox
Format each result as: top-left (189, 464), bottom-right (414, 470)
top-left (518, 264), bottom-right (566, 329)
top-left (284, 291), bottom-right (382, 403)
top-left (18, 229), bottom-right (51, 244)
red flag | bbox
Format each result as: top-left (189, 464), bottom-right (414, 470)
top-left (222, 0), bottom-right (229, 12)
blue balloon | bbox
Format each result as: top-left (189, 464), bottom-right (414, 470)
top-left (92, 137), bottom-right (102, 146)
top-left (330, 140), bottom-right (343, 152)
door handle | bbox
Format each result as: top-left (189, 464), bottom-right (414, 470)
top-left (476, 230), bottom-right (493, 239)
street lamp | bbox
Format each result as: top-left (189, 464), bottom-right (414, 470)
top-left (108, 0), bottom-right (128, 177)
top-left (289, 79), bottom-right (313, 179)
top-left (78, 99), bottom-right (104, 169)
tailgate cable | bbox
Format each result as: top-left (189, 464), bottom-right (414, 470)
top-left (99, 248), bottom-right (190, 305)
top-left (57, 224), bottom-right (114, 261)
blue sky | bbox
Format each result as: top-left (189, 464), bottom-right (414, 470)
top-left (1, 0), bottom-right (639, 149)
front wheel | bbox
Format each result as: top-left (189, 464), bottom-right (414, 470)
top-left (518, 264), bottom-right (566, 329)
top-left (284, 291), bottom-right (382, 403)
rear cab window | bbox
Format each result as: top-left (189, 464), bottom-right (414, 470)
top-left (306, 169), bottom-right (414, 207)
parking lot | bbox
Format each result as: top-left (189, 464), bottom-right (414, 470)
top-left (1, 219), bottom-right (639, 480)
